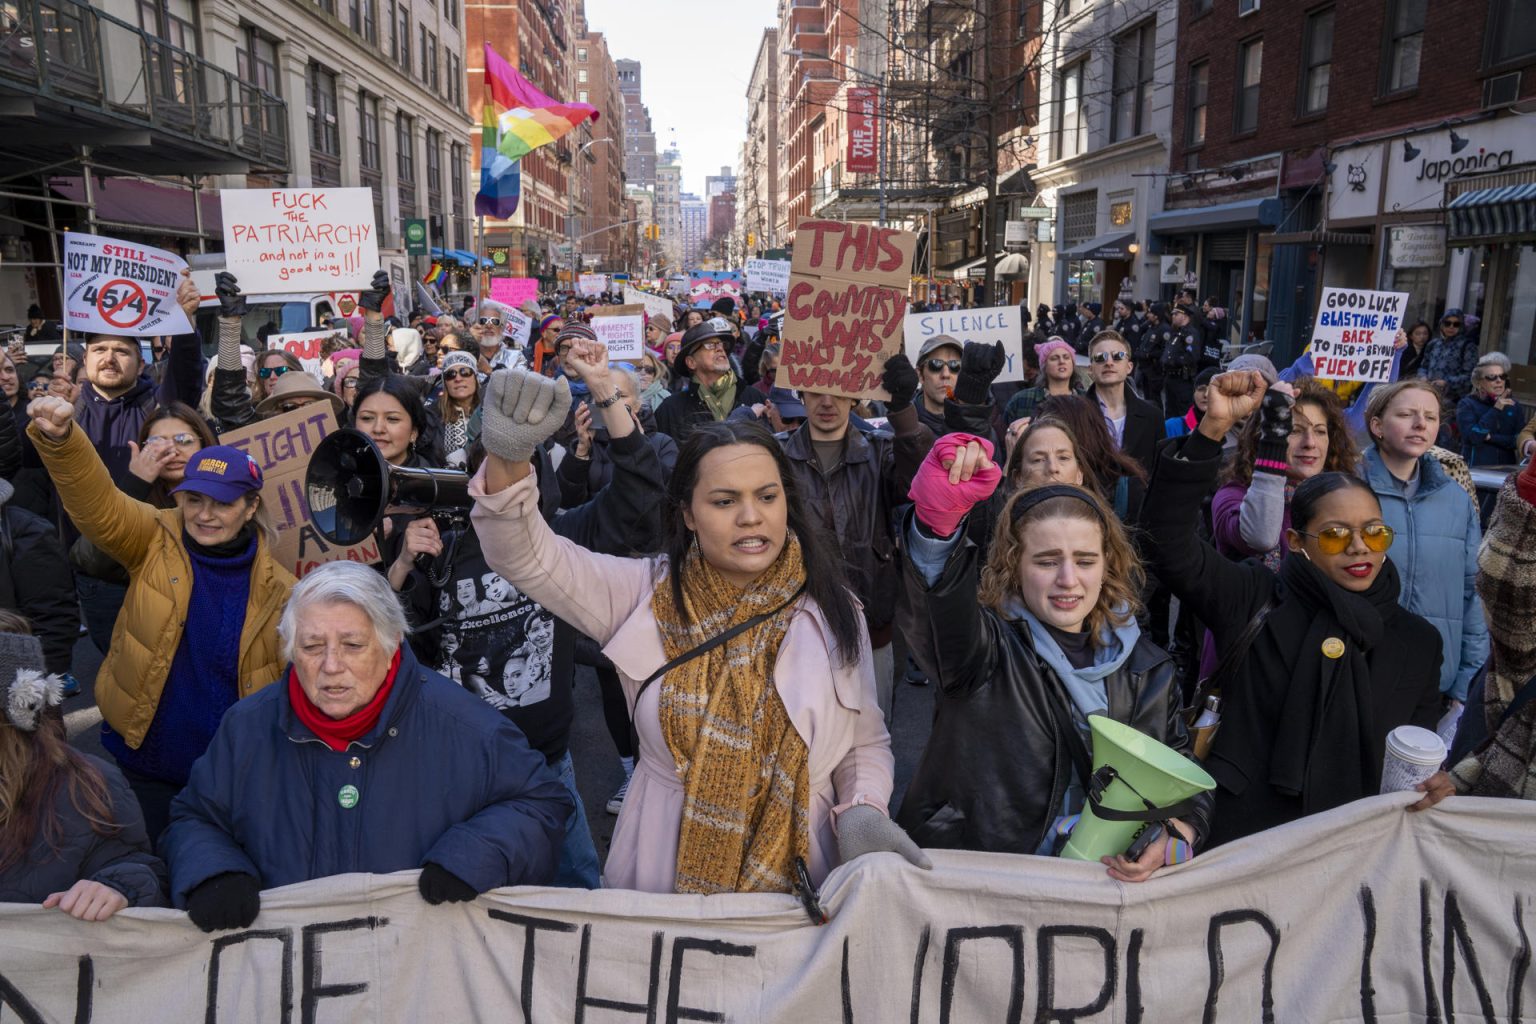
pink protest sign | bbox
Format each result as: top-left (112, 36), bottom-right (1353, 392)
top-left (490, 277), bottom-right (539, 309)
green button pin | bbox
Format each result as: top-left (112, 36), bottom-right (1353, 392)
top-left (338, 784), bottom-right (359, 809)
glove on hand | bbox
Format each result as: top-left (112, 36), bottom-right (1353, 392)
top-left (185, 872), bottom-right (261, 933)
top-left (836, 804), bottom-right (932, 870)
top-left (880, 353), bottom-right (918, 414)
top-left (481, 367), bottom-right (573, 464)
top-left (214, 271), bottom-right (246, 318)
top-left (358, 270), bottom-right (392, 314)
top-left (954, 341), bottom-right (1007, 406)
top-left (418, 862), bottom-right (479, 905)
top-left (907, 433), bottom-right (1001, 537)
top-left (1251, 385), bottom-right (1295, 473)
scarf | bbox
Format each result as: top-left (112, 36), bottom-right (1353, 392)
top-left (1267, 554), bottom-right (1397, 809)
top-left (697, 371), bottom-right (738, 423)
top-left (651, 534), bottom-right (810, 895)
top-left (288, 648), bottom-right (402, 752)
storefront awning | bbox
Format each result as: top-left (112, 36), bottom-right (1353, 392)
top-left (50, 176), bottom-right (221, 237)
top-left (1149, 198), bottom-right (1283, 235)
top-left (1258, 229), bottom-right (1374, 246)
top-left (430, 247), bottom-right (492, 268)
top-left (1447, 183), bottom-right (1536, 240)
top-left (1058, 231), bottom-right (1136, 260)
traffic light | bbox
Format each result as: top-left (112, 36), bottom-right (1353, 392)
top-left (746, 232), bottom-right (756, 248)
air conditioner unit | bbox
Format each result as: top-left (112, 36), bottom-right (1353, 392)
top-left (1238, 0), bottom-right (1260, 14)
top-left (1483, 71), bottom-right (1521, 110)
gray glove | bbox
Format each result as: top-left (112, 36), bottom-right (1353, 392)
top-left (836, 804), bottom-right (932, 869)
top-left (481, 368), bottom-right (572, 464)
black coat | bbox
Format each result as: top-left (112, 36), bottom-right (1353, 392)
top-left (895, 516), bottom-right (1212, 854)
top-left (1143, 432), bottom-right (1443, 845)
top-left (1085, 384), bottom-right (1165, 520)
top-left (0, 494), bottom-right (78, 674)
top-left (653, 377), bottom-right (754, 445)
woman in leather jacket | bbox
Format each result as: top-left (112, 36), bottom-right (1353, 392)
top-left (896, 432), bottom-right (1212, 880)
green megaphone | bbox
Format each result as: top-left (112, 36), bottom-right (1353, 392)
top-left (1059, 715), bottom-right (1217, 862)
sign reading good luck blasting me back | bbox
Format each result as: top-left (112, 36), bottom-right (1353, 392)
top-left (780, 219), bottom-right (916, 401)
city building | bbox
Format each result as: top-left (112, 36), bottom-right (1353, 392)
top-left (680, 193), bottom-right (707, 267)
top-left (1164, 0), bottom-right (1536, 366)
top-left (704, 166), bottom-right (738, 243)
top-left (626, 185), bottom-right (657, 275)
top-left (738, 28), bottom-right (781, 258)
top-left (708, 191), bottom-right (737, 259)
top-left (573, 23), bottom-right (627, 271)
top-left (617, 59), bottom-right (657, 188)
top-left (655, 158), bottom-right (683, 270)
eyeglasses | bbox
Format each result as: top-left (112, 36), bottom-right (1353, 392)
top-left (149, 432), bottom-right (200, 448)
top-left (258, 365), bottom-right (292, 380)
top-left (924, 358), bottom-right (961, 373)
top-left (442, 367), bottom-right (477, 381)
top-left (278, 399), bottom-right (315, 414)
top-left (696, 340), bottom-right (726, 353)
top-left (636, 365), bottom-right (657, 377)
top-left (1091, 350), bottom-right (1130, 364)
top-left (1294, 523), bottom-right (1395, 555)
top-left (477, 317), bottom-right (504, 327)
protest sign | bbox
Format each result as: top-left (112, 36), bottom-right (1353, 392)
top-left (61, 233), bottom-right (193, 337)
top-left (1309, 287), bottom-right (1410, 383)
top-left (503, 307), bottom-right (533, 347)
top-left (687, 273), bottom-right (744, 309)
top-left (266, 330), bottom-right (330, 381)
top-left (904, 304), bottom-right (1026, 383)
top-left (745, 258), bottom-right (791, 295)
top-left (577, 273), bottom-right (607, 297)
top-left (220, 187), bottom-right (378, 293)
top-left (781, 219), bottom-right (916, 400)
top-left (1, 799), bottom-right (1531, 1022)
top-left (489, 277), bottom-right (539, 309)
top-left (590, 303), bottom-right (646, 361)
top-left (623, 284), bottom-right (676, 325)
top-left (220, 405), bottom-right (378, 577)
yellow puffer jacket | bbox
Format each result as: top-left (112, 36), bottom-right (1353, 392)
top-left (29, 421), bottom-right (296, 748)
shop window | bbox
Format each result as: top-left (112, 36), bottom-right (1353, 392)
top-left (1060, 189), bottom-right (1097, 248)
top-left (1185, 61), bottom-right (1208, 148)
top-left (1299, 8), bottom-right (1333, 115)
top-left (1380, 0), bottom-right (1423, 94)
top-left (1235, 38), bottom-right (1262, 135)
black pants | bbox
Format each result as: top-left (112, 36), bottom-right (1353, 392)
top-left (1163, 378), bottom-right (1194, 420)
top-left (595, 663), bottom-right (635, 760)
top-left (120, 766), bottom-right (183, 852)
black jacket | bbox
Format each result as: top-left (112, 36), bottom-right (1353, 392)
top-left (653, 377), bottom-right (754, 445)
top-left (211, 366), bottom-right (258, 433)
top-left (1085, 383), bottom-right (1166, 488)
top-left (777, 405), bottom-right (932, 642)
top-left (895, 514), bottom-right (1212, 854)
top-left (0, 491), bottom-right (78, 675)
top-left (1143, 432), bottom-right (1443, 845)
top-left (556, 422), bottom-right (678, 510)
top-left (1136, 321), bottom-right (1170, 383)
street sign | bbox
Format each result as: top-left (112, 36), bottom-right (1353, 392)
top-left (487, 246), bottom-right (511, 277)
top-left (404, 219), bottom-right (428, 256)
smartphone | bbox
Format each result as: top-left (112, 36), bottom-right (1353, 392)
top-left (1124, 822), bottom-right (1165, 862)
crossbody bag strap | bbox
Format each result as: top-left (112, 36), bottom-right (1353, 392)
top-left (1190, 594), bottom-right (1278, 713)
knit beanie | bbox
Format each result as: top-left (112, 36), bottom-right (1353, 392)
top-left (441, 350), bottom-right (477, 375)
top-left (0, 632), bottom-right (53, 733)
top-left (556, 322), bottom-right (598, 344)
top-left (1228, 353), bottom-right (1279, 385)
top-left (710, 296), bottom-right (736, 316)
top-left (1035, 337), bottom-right (1075, 364)
top-left (649, 313), bottom-right (674, 334)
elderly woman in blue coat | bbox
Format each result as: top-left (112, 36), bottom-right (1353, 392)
top-left (1363, 379), bottom-right (1488, 706)
top-left (161, 561), bottom-right (571, 932)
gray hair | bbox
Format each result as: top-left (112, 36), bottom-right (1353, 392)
top-left (1476, 351), bottom-right (1511, 376)
top-left (278, 561), bottom-right (408, 661)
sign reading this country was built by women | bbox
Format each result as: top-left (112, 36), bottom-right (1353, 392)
top-left (62, 233), bottom-right (194, 337)
top-left (220, 188), bottom-right (378, 294)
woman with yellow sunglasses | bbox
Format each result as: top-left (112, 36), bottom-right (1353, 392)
top-left (1144, 370), bottom-right (1445, 846)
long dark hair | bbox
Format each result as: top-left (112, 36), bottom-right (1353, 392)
top-left (1222, 379), bottom-right (1358, 489)
top-left (137, 401), bottom-right (219, 508)
top-left (664, 420), bottom-right (862, 667)
top-left (1035, 395), bottom-right (1146, 499)
top-left (352, 374), bottom-right (443, 467)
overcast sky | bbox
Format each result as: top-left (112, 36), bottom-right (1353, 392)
top-left (582, 0), bottom-right (778, 195)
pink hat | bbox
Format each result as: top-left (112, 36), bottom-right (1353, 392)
top-left (1035, 336), bottom-right (1075, 364)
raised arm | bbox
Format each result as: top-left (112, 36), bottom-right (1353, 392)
top-left (210, 271), bottom-right (257, 431)
top-left (357, 270), bottom-right (393, 381)
top-left (159, 271), bottom-right (206, 407)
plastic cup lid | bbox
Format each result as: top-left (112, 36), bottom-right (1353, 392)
top-left (1386, 725), bottom-right (1446, 763)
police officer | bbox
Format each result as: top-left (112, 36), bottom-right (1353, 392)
top-left (1160, 303), bottom-right (1202, 418)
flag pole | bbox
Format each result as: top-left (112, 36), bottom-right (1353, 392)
top-left (474, 215), bottom-right (485, 310)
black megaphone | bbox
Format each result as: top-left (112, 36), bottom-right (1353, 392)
top-left (305, 428), bottom-right (472, 545)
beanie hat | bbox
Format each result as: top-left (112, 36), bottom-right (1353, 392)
top-left (1194, 367), bottom-right (1220, 389)
top-left (1084, 302), bottom-right (1102, 315)
top-left (556, 322), bottom-right (598, 344)
top-left (26, 304), bottom-right (43, 320)
top-left (538, 315), bottom-right (562, 332)
top-left (441, 350), bottom-right (478, 375)
top-left (0, 632), bottom-right (57, 732)
top-left (710, 296), bottom-right (737, 316)
top-left (1228, 353), bottom-right (1279, 385)
top-left (648, 313), bottom-right (674, 334)
top-left (1035, 337), bottom-right (1075, 364)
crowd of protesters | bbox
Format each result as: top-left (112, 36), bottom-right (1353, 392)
top-left (2, 269), bottom-right (1534, 932)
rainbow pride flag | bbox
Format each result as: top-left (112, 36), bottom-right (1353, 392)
top-left (482, 42), bottom-right (598, 162)
top-left (422, 261), bottom-right (446, 286)
top-left (476, 99), bottom-right (521, 218)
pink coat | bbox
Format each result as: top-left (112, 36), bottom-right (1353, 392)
top-left (469, 470), bottom-right (895, 893)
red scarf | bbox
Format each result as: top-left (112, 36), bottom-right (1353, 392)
top-left (288, 648), bottom-right (402, 751)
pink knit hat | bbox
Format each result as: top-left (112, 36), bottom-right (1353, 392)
top-left (1035, 336), bottom-right (1075, 364)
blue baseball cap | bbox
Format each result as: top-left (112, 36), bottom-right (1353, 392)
top-left (171, 445), bottom-right (264, 503)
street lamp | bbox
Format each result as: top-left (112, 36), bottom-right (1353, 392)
top-left (569, 136), bottom-right (615, 283)
top-left (782, 48), bottom-right (888, 227)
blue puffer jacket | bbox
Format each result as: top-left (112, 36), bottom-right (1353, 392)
top-left (161, 642), bottom-right (571, 904)
top-left (1455, 393), bottom-right (1526, 467)
top-left (1362, 447), bottom-right (1489, 700)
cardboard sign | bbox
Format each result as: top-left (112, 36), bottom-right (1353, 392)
top-left (577, 273), bottom-right (607, 297)
top-left (219, 404), bottom-right (379, 577)
top-left (781, 219), bottom-right (917, 400)
top-left (266, 330), bottom-right (330, 381)
top-left (1309, 287), bottom-right (1409, 383)
top-left (745, 258), bottom-right (791, 295)
top-left (904, 304), bottom-right (1026, 383)
top-left (61, 233), bottom-right (193, 337)
top-left (623, 284), bottom-right (676, 326)
top-left (220, 187), bottom-right (379, 293)
top-left (490, 277), bottom-right (539, 309)
top-left (589, 305), bottom-right (645, 361)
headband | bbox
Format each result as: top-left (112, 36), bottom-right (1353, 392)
top-left (1008, 484), bottom-right (1107, 525)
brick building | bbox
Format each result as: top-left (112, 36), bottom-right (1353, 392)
top-left (574, 25), bottom-right (626, 271)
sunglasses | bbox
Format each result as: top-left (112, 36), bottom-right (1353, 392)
top-left (477, 317), bottom-right (503, 327)
top-left (442, 367), bottom-right (477, 381)
top-left (1294, 523), bottom-right (1395, 555)
top-left (148, 432), bottom-right (200, 448)
top-left (341, 377), bottom-right (360, 391)
top-left (277, 400), bottom-right (314, 414)
top-left (1483, 373), bottom-right (1506, 383)
top-left (1091, 350), bottom-right (1130, 364)
top-left (1442, 320), bottom-right (1462, 328)
top-left (925, 358), bottom-right (961, 373)
top-left (258, 365), bottom-right (292, 379)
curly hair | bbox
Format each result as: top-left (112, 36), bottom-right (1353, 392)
top-left (1222, 378), bottom-right (1359, 489)
top-left (978, 486), bottom-right (1145, 648)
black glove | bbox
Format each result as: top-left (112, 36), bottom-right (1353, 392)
top-left (1253, 386), bottom-right (1294, 472)
top-left (214, 272), bottom-right (246, 318)
top-left (418, 862), bottom-right (479, 905)
top-left (358, 270), bottom-right (392, 314)
top-left (953, 341), bottom-right (1006, 406)
top-left (185, 872), bottom-right (261, 932)
top-left (880, 353), bottom-right (918, 414)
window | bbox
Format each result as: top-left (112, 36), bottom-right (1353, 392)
top-left (1299, 8), bottom-right (1333, 115)
top-left (307, 62), bottom-right (341, 184)
top-left (361, 0), bottom-right (376, 43)
top-left (446, 51), bottom-right (461, 107)
top-left (1185, 60), bottom-right (1208, 146)
top-left (1484, 0), bottom-right (1535, 68)
top-left (1054, 60), bottom-right (1085, 161)
top-left (1060, 189), bottom-right (1097, 247)
top-left (578, 89), bottom-right (588, 103)
top-left (577, 47), bottom-right (587, 61)
top-left (426, 129), bottom-right (443, 203)
top-left (397, 5), bottom-right (411, 74)
top-left (421, 29), bottom-right (438, 91)
top-left (1381, 0), bottom-right (1423, 93)
top-left (450, 142), bottom-right (467, 246)
top-left (1190, 0), bottom-right (1212, 14)
top-left (236, 28), bottom-right (281, 136)
top-left (1111, 23), bottom-right (1155, 142)
top-left (444, 0), bottom-right (457, 28)
top-left (397, 113), bottom-right (417, 218)
top-left (1235, 38), bottom-right (1262, 134)
top-left (358, 92), bottom-right (380, 170)
top-left (577, 68), bottom-right (588, 83)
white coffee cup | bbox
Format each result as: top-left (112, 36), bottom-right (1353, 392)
top-left (1380, 725), bottom-right (1447, 794)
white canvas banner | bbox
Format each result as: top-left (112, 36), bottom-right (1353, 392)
top-left (0, 798), bottom-right (1532, 1022)
top-left (904, 304), bottom-right (1027, 383)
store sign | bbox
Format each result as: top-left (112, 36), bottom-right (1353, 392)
top-left (1387, 225), bottom-right (1447, 268)
top-left (1109, 201), bottom-right (1133, 226)
top-left (403, 219), bottom-right (428, 256)
top-left (1160, 255), bottom-right (1189, 284)
top-left (846, 86), bottom-right (880, 175)
top-left (1004, 220), bottom-right (1030, 247)
top-left (1329, 120), bottom-right (1533, 220)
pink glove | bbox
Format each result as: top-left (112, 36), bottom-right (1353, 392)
top-left (908, 433), bottom-right (1002, 537)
